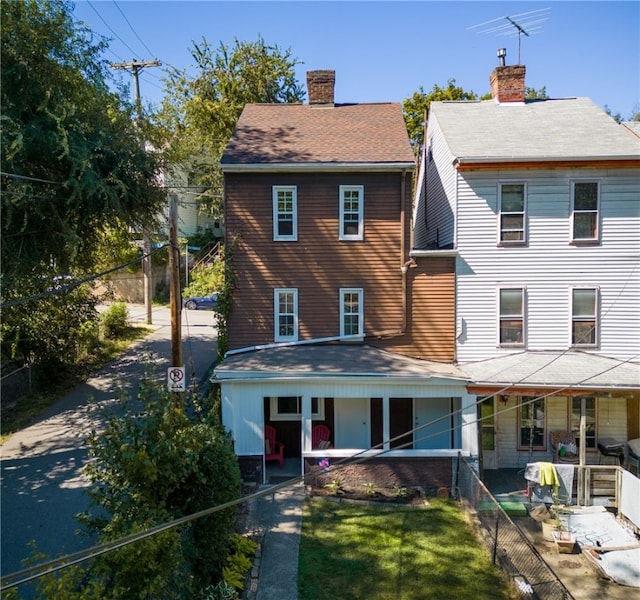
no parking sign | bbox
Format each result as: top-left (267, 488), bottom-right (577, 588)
top-left (167, 366), bottom-right (186, 392)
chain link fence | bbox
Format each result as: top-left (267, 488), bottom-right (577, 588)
top-left (457, 458), bottom-right (573, 600)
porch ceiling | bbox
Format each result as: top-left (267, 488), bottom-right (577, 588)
top-left (213, 343), bottom-right (467, 381)
top-left (461, 351), bottom-right (640, 391)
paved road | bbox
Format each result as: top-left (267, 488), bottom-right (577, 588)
top-left (0, 305), bottom-right (218, 584)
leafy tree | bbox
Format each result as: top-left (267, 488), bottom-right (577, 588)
top-left (78, 382), bottom-right (241, 597)
top-left (526, 86), bottom-right (548, 100)
top-left (153, 36), bottom-right (305, 217)
top-left (1, 0), bottom-right (165, 370)
top-left (1, 0), bottom-right (165, 286)
top-left (402, 79), bottom-right (478, 155)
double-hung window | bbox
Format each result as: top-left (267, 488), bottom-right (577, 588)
top-left (273, 186), bottom-right (297, 241)
top-left (340, 288), bottom-right (363, 337)
top-left (499, 288), bottom-right (525, 346)
top-left (274, 288), bottom-right (298, 342)
top-left (498, 183), bottom-right (526, 243)
top-left (571, 288), bottom-right (598, 346)
top-left (339, 185), bottom-right (364, 240)
top-left (571, 181), bottom-right (599, 242)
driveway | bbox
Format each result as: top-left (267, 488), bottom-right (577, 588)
top-left (0, 304), bottom-right (218, 583)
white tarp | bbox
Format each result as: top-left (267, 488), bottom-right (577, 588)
top-left (560, 506), bottom-right (640, 588)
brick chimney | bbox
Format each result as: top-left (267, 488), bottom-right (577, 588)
top-left (490, 65), bottom-right (526, 103)
top-left (307, 70), bottom-right (335, 106)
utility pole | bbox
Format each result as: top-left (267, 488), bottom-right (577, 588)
top-left (168, 194), bottom-right (183, 369)
top-left (111, 59), bottom-right (161, 325)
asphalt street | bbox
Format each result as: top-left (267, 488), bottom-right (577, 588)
top-left (0, 304), bottom-right (219, 585)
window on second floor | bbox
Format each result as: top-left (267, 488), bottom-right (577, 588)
top-left (274, 288), bottom-right (298, 342)
top-left (499, 287), bottom-right (525, 346)
top-left (339, 185), bottom-right (364, 240)
top-left (571, 181), bottom-right (599, 243)
top-left (273, 186), bottom-right (297, 241)
top-left (498, 183), bottom-right (526, 244)
top-left (571, 288), bottom-right (598, 347)
top-left (340, 288), bottom-right (363, 337)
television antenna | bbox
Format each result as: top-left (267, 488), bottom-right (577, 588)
top-left (469, 8), bottom-right (550, 64)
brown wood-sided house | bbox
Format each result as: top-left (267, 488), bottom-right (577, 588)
top-left (214, 71), bottom-right (477, 485)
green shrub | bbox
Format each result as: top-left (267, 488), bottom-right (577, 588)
top-left (100, 302), bottom-right (129, 339)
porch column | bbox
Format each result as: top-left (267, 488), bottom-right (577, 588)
top-left (301, 395), bottom-right (312, 453)
top-left (382, 396), bottom-right (390, 451)
top-left (461, 393), bottom-right (478, 456)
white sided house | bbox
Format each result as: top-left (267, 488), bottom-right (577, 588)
top-left (413, 59), bottom-right (640, 471)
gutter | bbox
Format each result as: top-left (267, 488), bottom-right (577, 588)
top-left (222, 334), bottom-right (365, 358)
top-left (221, 162), bottom-right (415, 173)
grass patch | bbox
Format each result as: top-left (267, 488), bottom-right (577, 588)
top-left (299, 497), bottom-right (513, 600)
top-left (0, 324), bottom-right (151, 443)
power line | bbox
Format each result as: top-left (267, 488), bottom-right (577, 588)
top-left (0, 171), bottom-right (63, 185)
top-left (0, 245), bottom-right (169, 309)
top-left (112, 0), bottom-right (156, 59)
top-left (86, 0), bottom-right (139, 59)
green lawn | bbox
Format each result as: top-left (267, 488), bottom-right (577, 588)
top-left (298, 497), bottom-right (513, 600)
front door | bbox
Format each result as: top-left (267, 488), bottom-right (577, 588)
top-left (335, 398), bottom-right (370, 449)
top-left (480, 398), bottom-right (497, 470)
top-left (414, 398), bottom-right (452, 449)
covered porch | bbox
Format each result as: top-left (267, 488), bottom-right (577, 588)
top-left (213, 343), bottom-right (475, 484)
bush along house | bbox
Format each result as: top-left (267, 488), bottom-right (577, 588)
top-left (412, 52), bottom-right (640, 475)
top-left (214, 70), bottom-right (478, 486)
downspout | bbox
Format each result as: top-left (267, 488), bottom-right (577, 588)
top-left (400, 169), bottom-right (417, 333)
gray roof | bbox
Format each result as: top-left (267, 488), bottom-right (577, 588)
top-left (214, 344), bottom-right (638, 390)
top-left (622, 121), bottom-right (640, 139)
top-left (461, 352), bottom-right (640, 390)
top-left (214, 343), bottom-right (466, 381)
top-left (430, 97), bottom-right (640, 163)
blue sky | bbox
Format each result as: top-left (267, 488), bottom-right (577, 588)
top-left (72, 1), bottom-right (640, 118)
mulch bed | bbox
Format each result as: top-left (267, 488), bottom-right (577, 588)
top-left (308, 485), bottom-right (427, 507)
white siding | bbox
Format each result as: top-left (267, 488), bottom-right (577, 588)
top-left (221, 377), bottom-right (476, 454)
top-left (455, 168), bottom-right (640, 362)
top-left (422, 113), bottom-right (458, 249)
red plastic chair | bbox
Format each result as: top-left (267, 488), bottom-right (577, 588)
top-left (312, 424), bottom-right (332, 450)
top-left (265, 425), bottom-right (285, 469)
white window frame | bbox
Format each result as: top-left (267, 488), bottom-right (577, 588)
top-left (498, 182), bottom-right (527, 244)
top-left (273, 185), bottom-right (297, 241)
top-left (339, 185), bottom-right (364, 241)
top-left (269, 396), bottom-right (325, 421)
top-left (498, 287), bottom-right (525, 346)
top-left (274, 288), bottom-right (298, 342)
top-left (571, 287), bottom-right (598, 347)
top-left (340, 287), bottom-right (364, 337)
top-left (570, 180), bottom-right (600, 243)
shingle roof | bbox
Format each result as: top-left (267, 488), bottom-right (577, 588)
top-left (214, 343), bottom-right (466, 380)
top-left (221, 103), bottom-right (415, 167)
top-left (430, 97), bottom-right (640, 163)
top-left (461, 352), bottom-right (640, 389)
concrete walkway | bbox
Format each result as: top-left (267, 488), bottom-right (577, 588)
top-left (244, 483), bottom-right (305, 600)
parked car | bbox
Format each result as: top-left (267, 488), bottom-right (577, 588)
top-left (183, 292), bottom-right (219, 311)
